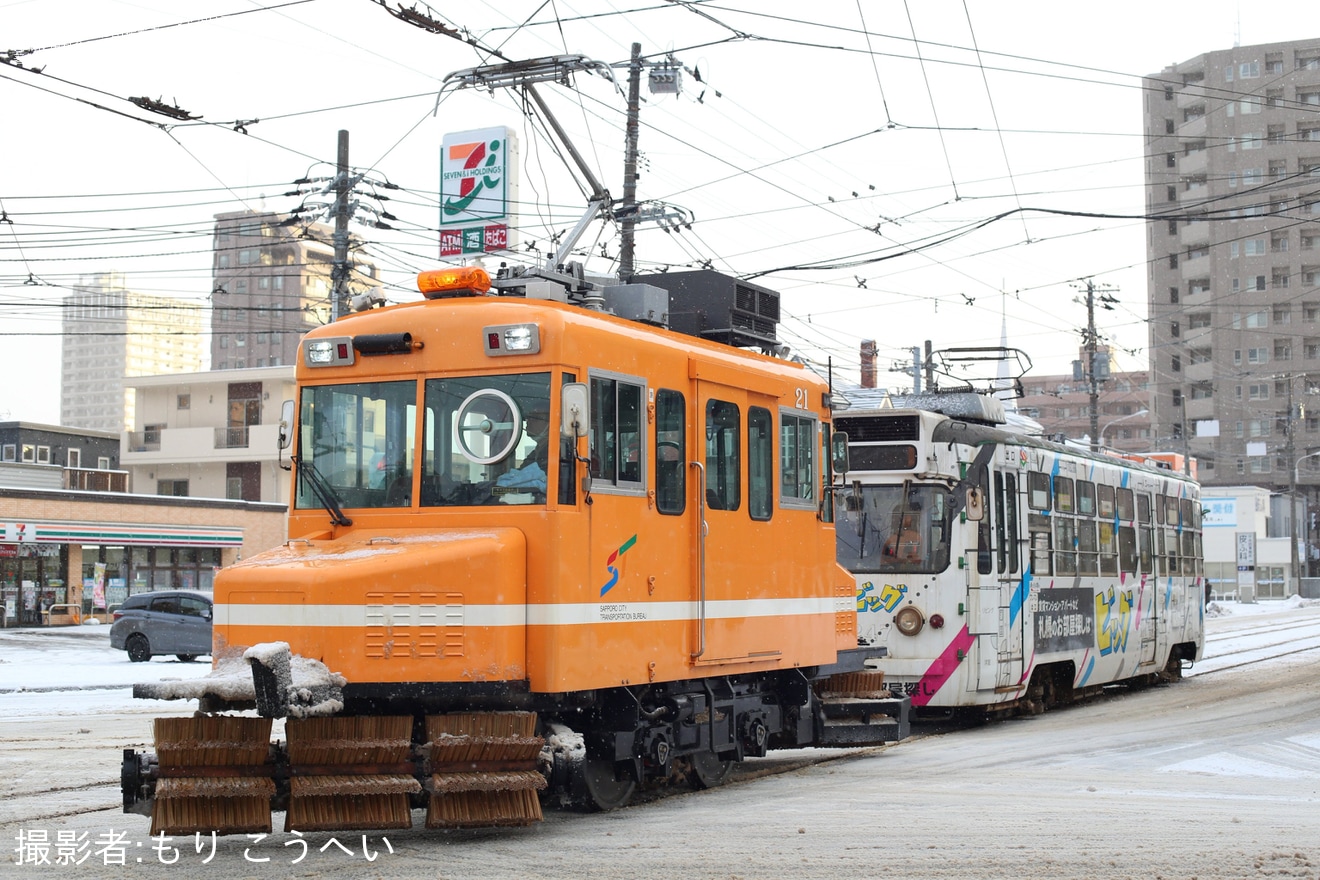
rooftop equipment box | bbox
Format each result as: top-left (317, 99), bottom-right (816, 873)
top-left (632, 269), bottom-right (780, 351)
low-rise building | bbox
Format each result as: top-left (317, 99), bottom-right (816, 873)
top-left (0, 488), bottom-right (285, 627)
top-left (121, 366), bottom-right (295, 504)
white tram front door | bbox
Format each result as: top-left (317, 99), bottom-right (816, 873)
top-left (966, 485), bottom-right (1025, 694)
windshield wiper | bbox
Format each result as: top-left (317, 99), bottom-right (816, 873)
top-left (293, 455), bottom-right (353, 527)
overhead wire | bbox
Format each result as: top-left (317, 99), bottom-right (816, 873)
top-left (6, 1), bottom-right (1290, 371)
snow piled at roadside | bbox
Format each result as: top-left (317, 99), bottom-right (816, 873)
top-left (1207, 593), bottom-right (1320, 618)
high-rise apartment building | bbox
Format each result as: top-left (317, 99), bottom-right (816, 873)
top-left (210, 210), bottom-right (378, 370)
top-left (1144, 39), bottom-right (1320, 489)
top-left (60, 273), bottom-right (204, 433)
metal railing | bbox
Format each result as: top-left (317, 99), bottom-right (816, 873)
top-left (214, 426), bottom-right (251, 449)
top-left (43, 603), bottom-right (83, 625)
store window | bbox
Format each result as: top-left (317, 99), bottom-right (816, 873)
top-left (0, 544), bottom-right (67, 626)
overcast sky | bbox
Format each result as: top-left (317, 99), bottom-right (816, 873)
top-left (0, 0), bottom-right (1308, 423)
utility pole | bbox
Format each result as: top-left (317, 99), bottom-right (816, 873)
top-left (618, 43), bottom-right (642, 282)
top-left (924, 339), bottom-right (935, 392)
top-left (1086, 280), bottom-right (1099, 451)
top-left (911, 346), bottom-right (923, 394)
top-left (331, 129), bottom-right (351, 322)
top-left (1288, 375), bottom-right (1300, 595)
top-left (1078, 279), bottom-right (1118, 452)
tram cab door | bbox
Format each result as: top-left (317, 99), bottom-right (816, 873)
top-left (970, 469), bottom-right (1025, 694)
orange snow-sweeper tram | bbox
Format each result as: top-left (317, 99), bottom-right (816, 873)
top-left (119, 266), bottom-right (910, 836)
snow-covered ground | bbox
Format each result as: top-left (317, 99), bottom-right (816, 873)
top-left (0, 621), bottom-right (213, 719)
top-left (2, 598), bottom-right (1319, 879)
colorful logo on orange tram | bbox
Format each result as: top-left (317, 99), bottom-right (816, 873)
top-left (600, 534), bottom-right (638, 596)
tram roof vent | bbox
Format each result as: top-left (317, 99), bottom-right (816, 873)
top-left (631, 269), bottom-right (779, 352)
top-left (890, 392), bottom-right (1006, 426)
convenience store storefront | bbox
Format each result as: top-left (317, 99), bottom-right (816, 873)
top-left (0, 490), bottom-right (286, 627)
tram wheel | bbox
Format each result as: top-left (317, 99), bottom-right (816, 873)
top-left (570, 756), bottom-right (636, 812)
top-left (687, 752), bottom-right (735, 789)
top-left (1158, 653), bottom-right (1184, 682)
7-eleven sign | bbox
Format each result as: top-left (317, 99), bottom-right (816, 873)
top-left (2, 523), bottom-right (33, 543)
top-left (440, 127), bottom-right (519, 256)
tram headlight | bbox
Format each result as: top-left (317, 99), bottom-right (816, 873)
top-left (894, 605), bottom-right (925, 637)
top-left (503, 326), bottom-right (534, 351)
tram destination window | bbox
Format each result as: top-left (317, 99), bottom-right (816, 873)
top-left (848, 445), bottom-right (917, 471)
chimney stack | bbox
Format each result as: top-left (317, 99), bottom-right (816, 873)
top-left (860, 339), bottom-right (878, 388)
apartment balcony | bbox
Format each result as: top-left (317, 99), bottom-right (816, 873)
top-left (1176, 85), bottom-right (1208, 109)
top-left (123, 423), bottom-right (284, 464)
top-left (1184, 361), bottom-right (1214, 382)
top-left (1180, 253), bottom-right (1211, 278)
top-left (1179, 115), bottom-right (1207, 139)
top-left (1178, 149), bottom-right (1208, 177)
top-left (1179, 219), bottom-right (1210, 247)
top-left (1184, 397), bottom-right (1216, 421)
top-left (63, 467), bottom-right (129, 493)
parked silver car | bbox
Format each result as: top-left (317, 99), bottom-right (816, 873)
top-left (109, 591), bottom-right (213, 662)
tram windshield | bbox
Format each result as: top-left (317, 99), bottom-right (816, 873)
top-left (295, 372), bottom-right (558, 510)
top-left (835, 483), bottom-right (951, 574)
top-left (421, 372), bottom-right (554, 507)
top-left (296, 380), bottom-right (417, 511)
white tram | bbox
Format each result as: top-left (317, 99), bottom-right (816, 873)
top-left (833, 393), bottom-right (1205, 714)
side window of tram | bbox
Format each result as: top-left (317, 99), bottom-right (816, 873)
top-left (1029, 513), bottom-right (1052, 576)
top-left (655, 389), bottom-right (685, 515)
top-left (1027, 471), bottom-right (1050, 511)
top-left (1165, 526), bottom-right (1181, 573)
top-left (1097, 484), bottom-right (1117, 576)
top-left (1004, 473), bottom-right (1019, 574)
top-left (589, 376), bottom-right (644, 488)
top-left (705, 399), bottom-right (741, 511)
top-left (1075, 480), bottom-right (1098, 575)
top-left (1027, 471), bottom-right (1050, 576)
top-left (777, 410), bottom-right (817, 513)
top-left (1077, 517), bottom-right (1099, 575)
top-left (977, 469), bottom-right (993, 575)
top-left (749, 407), bottom-right (773, 521)
top-left (994, 472), bottom-right (1007, 573)
top-left (1137, 492), bottom-right (1154, 573)
top-left (1053, 476), bottom-right (1076, 573)
top-left (558, 373), bottom-right (578, 506)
